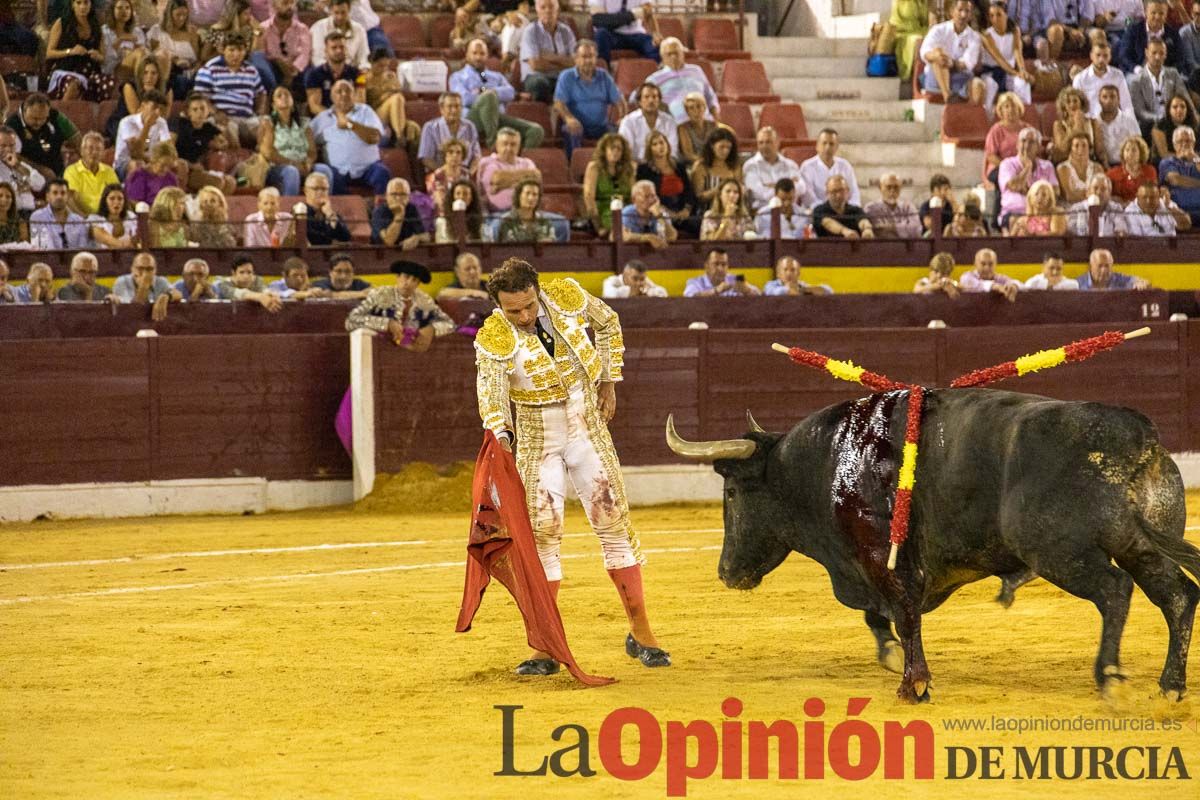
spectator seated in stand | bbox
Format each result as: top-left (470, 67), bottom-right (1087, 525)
top-left (683, 247), bottom-right (760, 297)
top-left (200, 0), bottom-right (275, 95)
top-left (126, 141), bottom-right (182, 208)
top-left (312, 252), bottom-right (372, 299)
top-left (1057, 132), bottom-right (1106, 204)
top-left (742, 127), bottom-right (808, 214)
top-left (1051, 87), bottom-right (1103, 164)
top-left (58, 251), bottom-right (118, 303)
top-left (676, 92), bottom-right (726, 165)
top-left (88, 183), bottom-right (139, 249)
top-left (997, 126), bottom-right (1058, 228)
top-left (1077, 247), bottom-right (1150, 290)
top-left (0, 259), bottom-right (13, 304)
top-left (1071, 42), bottom-right (1133, 119)
top-left (520, 0), bottom-right (577, 103)
top-left (310, 79), bottom-right (390, 197)
top-left (1116, 0), bottom-right (1181, 73)
top-left (602, 259), bottom-right (668, 298)
top-left (46, 0), bottom-right (117, 102)
top-left (764, 255), bottom-right (832, 296)
top-left (583, 132), bottom-right (636, 238)
top-left (1124, 180), bottom-right (1192, 234)
top-left (193, 30), bottom-right (267, 147)
top-left (13, 263), bottom-right (57, 304)
top-left (864, 171), bottom-right (922, 238)
top-left (813, 175), bottom-right (875, 239)
top-left (1008, 178), bottom-right (1068, 236)
top-left (371, 177), bottom-right (431, 250)
top-left (451, 37), bottom-right (545, 150)
top-left (1024, 252), bottom-right (1080, 290)
top-left (1158, 125), bottom-right (1200, 224)
top-left (636, 129), bottom-right (698, 237)
top-left (621, 179), bottom-right (677, 250)
top-left (0, 182), bottom-right (27, 245)
top-left (214, 252), bottom-right (284, 311)
top-left (919, 0), bottom-right (986, 105)
top-left (434, 179), bottom-right (485, 243)
top-left (799, 128), bottom-right (861, 207)
top-left (115, 88), bottom-right (174, 180)
top-left (362, 49), bottom-right (420, 167)
top-left (1106, 132), bottom-right (1157, 202)
top-left (913, 252), bottom-right (960, 297)
top-left (301, 171), bottom-right (351, 245)
top-left (1153, 95), bottom-right (1200, 160)
top-left (919, 173), bottom-right (957, 234)
top-left (6, 93), bottom-right (83, 181)
top-left (244, 186), bottom-right (296, 246)
top-left (618, 82), bottom-right (679, 164)
top-left (269, 255), bottom-right (331, 300)
top-left (346, 0), bottom-right (391, 60)
top-left (148, 0), bottom-right (202, 100)
top-left (426, 139), bottom-right (472, 212)
top-left (1180, 1), bottom-right (1200, 79)
top-left (699, 178), bottom-right (754, 240)
top-left (977, 0), bottom-right (1032, 112)
top-left (173, 257), bottom-right (222, 301)
top-left (554, 39), bottom-right (624, 161)
top-left (114, 251), bottom-right (183, 320)
top-left (262, 0), bottom-right (312, 93)
top-left (589, 0), bottom-right (661, 65)
top-left (171, 92), bottom-right (237, 195)
top-left (478, 127), bottom-right (541, 215)
top-left (259, 86), bottom-right (317, 198)
top-left (310, 0), bottom-right (369, 69)
top-left (148, 186), bottom-right (190, 247)
top-left (688, 127), bottom-right (742, 208)
top-left (30, 179), bottom-right (90, 251)
top-left (190, 185), bottom-right (237, 248)
top-left (645, 37), bottom-right (719, 124)
top-left (498, 178), bottom-right (557, 242)
top-left (418, 93), bottom-right (482, 177)
top-left (0, 125), bottom-right (46, 214)
top-left (753, 177), bottom-right (812, 239)
top-left (1067, 172), bottom-right (1129, 235)
top-left (436, 251), bottom-right (491, 303)
top-left (943, 197), bottom-right (990, 236)
top-left (960, 246), bottom-right (1019, 301)
top-left (64, 133), bottom-right (120, 218)
top-left (305, 30), bottom-right (361, 117)
top-left (1129, 39), bottom-right (1189, 141)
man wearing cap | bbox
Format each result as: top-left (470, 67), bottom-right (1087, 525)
top-left (474, 257), bottom-right (670, 675)
top-left (345, 260), bottom-right (455, 351)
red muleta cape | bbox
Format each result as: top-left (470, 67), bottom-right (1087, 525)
top-left (455, 432), bottom-right (615, 687)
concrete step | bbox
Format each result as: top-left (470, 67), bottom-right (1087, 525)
top-left (846, 153), bottom-right (986, 189)
top-left (750, 36), bottom-right (870, 58)
top-left (772, 76), bottom-right (899, 102)
top-left (804, 119), bottom-right (936, 142)
top-left (797, 99), bottom-right (917, 121)
top-left (837, 0), bottom-right (891, 16)
top-left (830, 12), bottom-right (880, 38)
top-left (759, 55), bottom-right (866, 78)
top-left (838, 141), bottom-right (943, 165)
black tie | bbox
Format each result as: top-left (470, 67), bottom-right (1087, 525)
top-left (535, 319), bottom-right (555, 357)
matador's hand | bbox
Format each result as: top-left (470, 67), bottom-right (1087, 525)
top-left (597, 381), bottom-right (616, 422)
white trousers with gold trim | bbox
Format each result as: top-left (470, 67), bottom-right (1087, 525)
top-left (515, 387), bottom-right (643, 581)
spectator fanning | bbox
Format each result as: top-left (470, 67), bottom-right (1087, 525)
top-left (31, 179), bottom-right (89, 250)
top-left (520, 0), bottom-right (577, 103)
top-left (451, 37), bottom-right (545, 149)
top-left (554, 39), bottom-right (623, 160)
top-left (1077, 247), bottom-right (1150, 290)
top-left (800, 129), bottom-right (861, 207)
top-left (645, 37), bottom-right (719, 124)
top-left (583, 132), bottom-right (636, 238)
top-left (310, 79), bottom-right (390, 197)
top-left (919, 0), bottom-right (985, 105)
top-left (618, 82), bottom-right (679, 163)
top-left (589, 0), bottom-right (661, 65)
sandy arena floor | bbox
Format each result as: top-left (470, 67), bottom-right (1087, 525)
top-left (2, 491), bottom-right (1199, 799)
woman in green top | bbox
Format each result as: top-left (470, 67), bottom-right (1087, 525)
top-left (258, 86), bottom-right (317, 197)
top-left (888, 0), bottom-right (931, 80)
top-left (498, 180), bottom-right (556, 243)
top-left (583, 133), bottom-right (635, 239)
top-left (149, 186), bottom-right (189, 247)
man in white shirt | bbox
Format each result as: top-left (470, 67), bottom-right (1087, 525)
top-left (617, 82), bottom-right (678, 162)
top-left (1023, 253), bottom-right (1080, 290)
top-left (798, 128), bottom-right (861, 206)
top-left (643, 37), bottom-right (718, 123)
top-left (114, 90), bottom-right (172, 177)
top-left (742, 126), bottom-right (808, 212)
top-left (0, 126), bottom-right (46, 212)
top-left (753, 177), bottom-right (812, 239)
top-left (1066, 173), bottom-right (1128, 235)
top-left (1123, 181), bottom-right (1191, 235)
top-left (919, 0), bottom-right (985, 103)
top-left (589, 0), bottom-right (661, 65)
top-left (1094, 84), bottom-right (1141, 164)
top-left (1072, 41), bottom-right (1134, 116)
top-left (602, 260), bottom-right (668, 298)
top-left (310, 0), bottom-right (370, 69)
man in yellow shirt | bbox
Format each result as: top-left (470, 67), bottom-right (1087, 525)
top-left (64, 132), bottom-right (120, 217)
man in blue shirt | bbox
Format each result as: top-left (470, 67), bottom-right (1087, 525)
top-left (310, 79), bottom-right (390, 196)
top-left (449, 37), bottom-right (544, 149)
top-left (29, 180), bottom-right (89, 250)
top-left (683, 248), bottom-right (761, 297)
top-left (1159, 125), bottom-right (1200, 225)
top-left (620, 179), bottom-right (677, 249)
top-left (553, 39), bottom-right (625, 160)
top-left (1076, 248), bottom-right (1150, 290)
top-left (520, 0), bottom-right (577, 102)
top-left (114, 252), bottom-right (184, 321)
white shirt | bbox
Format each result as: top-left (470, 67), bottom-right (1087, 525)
top-left (589, 0), bottom-right (651, 36)
top-left (1096, 109), bottom-right (1141, 165)
top-left (754, 204), bottom-right (812, 239)
top-left (742, 152), bottom-right (808, 211)
top-left (310, 18), bottom-right (370, 69)
top-left (114, 114), bottom-right (172, 173)
top-left (1024, 274), bottom-right (1080, 290)
top-left (798, 155), bottom-right (861, 206)
top-left (601, 273), bottom-right (668, 298)
top-left (919, 20), bottom-right (982, 72)
top-left (350, 0), bottom-right (379, 31)
top-left (1067, 199), bottom-right (1128, 236)
top-left (1072, 64), bottom-right (1134, 117)
top-left (0, 160), bottom-right (45, 211)
top-left (618, 110), bottom-right (679, 162)
top-left (1123, 199), bottom-right (1178, 236)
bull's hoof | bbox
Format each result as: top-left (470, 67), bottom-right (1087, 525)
top-left (1100, 666), bottom-right (1129, 701)
top-left (994, 586), bottom-right (1016, 608)
top-left (1162, 688), bottom-right (1185, 703)
top-left (896, 680), bottom-right (932, 704)
top-left (878, 641), bottom-right (904, 674)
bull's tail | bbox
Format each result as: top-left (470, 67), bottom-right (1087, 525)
top-left (1144, 531), bottom-right (1200, 585)
top-left (1132, 444), bottom-right (1200, 583)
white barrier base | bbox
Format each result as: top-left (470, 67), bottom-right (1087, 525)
top-left (2, 454), bottom-right (1196, 524)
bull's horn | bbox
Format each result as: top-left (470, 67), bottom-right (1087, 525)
top-left (746, 410), bottom-right (766, 434)
top-left (665, 414), bottom-right (757, 461)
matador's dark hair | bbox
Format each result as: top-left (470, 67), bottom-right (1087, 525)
top-left (486, 257), bottom-right (539, 303)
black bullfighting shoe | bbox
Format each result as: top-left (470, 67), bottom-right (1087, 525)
top-left (625, 633), bottom-right (672, 667)
top-left (515, 658), bottom-right (560, 676)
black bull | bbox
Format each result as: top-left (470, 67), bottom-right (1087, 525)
top-left (666, 388), bottom-right (1200, 703)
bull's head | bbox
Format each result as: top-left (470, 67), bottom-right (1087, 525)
top-left (666, 413), bottom-right (792, 590)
